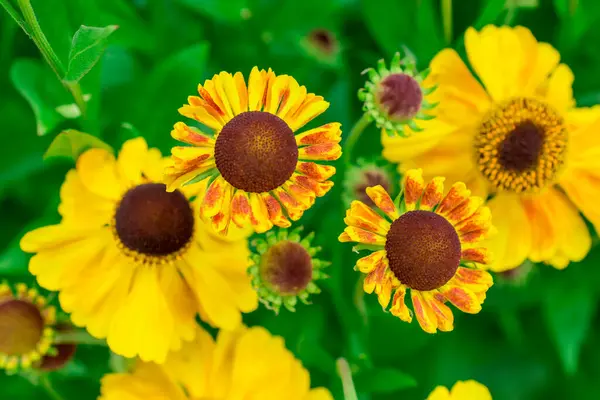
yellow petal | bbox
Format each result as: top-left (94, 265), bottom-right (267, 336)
top-left (77, 148), bottom-right (124, 200)
top-left (117, 137), bottom-right (148, 186)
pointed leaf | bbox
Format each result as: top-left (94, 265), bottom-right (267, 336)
top-left (44, 130), bottom-right (113, 162)
top-left (64, 25), bottom-right (119, 83)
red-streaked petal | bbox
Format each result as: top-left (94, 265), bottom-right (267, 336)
top-left (454, 206), bottom-right (493, 236)
top-left (375, 269), bottom-right (395, 309)
top-left (440, 285), bottom-right (482, 314)
top-left (338, 232), bottom-right (352, 242)
top-left (248, 193), bottom-right (274, 233)
top-left (344, 201), bottom-right (391, 236)
top-left (265, 74), bottom-right (291, 114)
top-left (365, 185), bottom-right (399, 220)
top-left (460, 228), bottom-right (489, 244)
top-left (444, 196), bottom-right (485, 225)
top-left (201, 177), bottom-right (227, 218)
top-left (171, 122), bottom-right (215, 146)
top-left (295, 123), bottom-right (342, 146)
top-left (283, 180), bottom-right (316, 208)
top-left (436, 182), bottom-right (471, 216)
top-left (356, 250), bottom-right (386, 273)
top-left (197, 81), bottom-right (226, 117)
top-left (461, 247), bottom-right (491, 264)
top-left (298, 142), bottom-right (342, 161)
top-left (411, 291), bottom-right (438, 333)
top-left (340, 226), bottom-right (386, 245)
top-left (291, 173), bottom-right (333, 197)
top-left (419, 177), bottom-right (445, 211)
top-left (288, 94), bottom-right (330, 131)
top-left (261, 192), bottom-right (291, 228)
top-left (390, 286), bottom-right (413, 322)
top-left (179, 105), bottom-right (223, 131)
top-left (453, 267), bottom-right (493, 287)
top-left (296, 162), bottom-right (336, 181)
top-left (427, 294), bottom-right (454, 332)
top-left (203, 76), bottom-right (233, 120)
top-left (210, 184), bottom-right (234, 234)
top-left (363, 259), bottom-right (387, 294)
top-left (230, 190), bottom-right (252, 228)
top-left (403, 169), bottom-right (425, 211)
top-left (272, 188), bottom-right (304, 221)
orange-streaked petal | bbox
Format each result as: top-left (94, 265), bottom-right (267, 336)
top-left (291, 173), bottom-right (333, 197)
top-left (454, 206), bottom-right (492, 236)
top-left (197, 80), bottom-right (227, 118)
top-left (355, 250), bottom-right (386, 273)
top-left (210, 184), bottom-right (234, 234)
top-left (205, 75), bottom-right (234, 120)
top-left (201, 177), bottom-right (227, 218)
top-left (261, 192), bottom-right (291, 228)
top-left (171, 122), bottom-right (215, 147)
top-left (440, 285), bottom-right (482, 314)
top-left (288, 94), bottom-right (329, 132)
top-left (178, 105), bottom-right (224, 131)
top-left (298, 142), bottom-right (341, 161)
top-left (344, 201), bottom-right (391, 236)
top-left (436, 182), bottom-right (471, 217)
top-left (272, 188), bottom-right (304, 221)
top-left (283, 180), bottom-right (316, 208)
top-left (340, 226), bottom-right (386, 245)
top-left (403, 169), bottom-right (425, 211)
top-left (419, 177), bottom-right (445, 211)
top-left (427, 294), bottom-right (454, 332)
top-left (459, 228), bottom-right (489, 244)
top-left (411, 291), bottom-right (438, 333)
top-left (461, 248), bottom-right (491, 264)
top-left (363, 258), bottom-right (387, 294)
top-left (365, 185), bottom-right (399, 220)
top-left (390, 286), bottom-right (413, 322)
top-left (453, 267), bottom-right (493, 288)
top-left (295, 123), bottom-right (342, 146)
top-left (248, 193), bottom-right (274, 233)
top-left (443, 196), bottom-right (484, 225)
top-left (375, 269), bottom-right (394, 309)
top-left (296, 161), bottom-right (336, 181)
top-left (338, 232), bottom-right (352, 242)
top-left (230, 190), bottom-right (252, 228)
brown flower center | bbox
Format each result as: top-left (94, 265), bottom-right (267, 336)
top-left (378, 73), bottom-right (423, 121)
top-left (115, 183), bottom-right (194, 256)
top-left (0, 299), bottom-right (44, 355)
top-left (260, 241), bottom-right (313, 295)
top-left (308, 28), bottom-right (337, 55)
top-left (385, 210), bottom-right (461, 291)
top-left (475, 97), bottom-right (568, 193)
top-left (215, 111), bottom-right (298, 193)
top-left (355, 170), bottom-right (392, 207)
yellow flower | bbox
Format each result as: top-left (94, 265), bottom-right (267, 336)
top-left (0, 283), bottom-right (56, 373)
top-left (99, 325), bottom-right (333, 400)
top-left (382, 25), bottom-right (600, 271)
top-left (20, 137), bottom-right (258, 363)
top-left (165, 67), bottom-right (342, 235)
top-left (339, 169), bottom-right (494, 333)
top-left (427, 380), bottom-right (492, 400)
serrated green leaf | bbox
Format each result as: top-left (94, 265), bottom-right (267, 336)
top-left (44, 130), bottom-right (113, 161)
top-left (354, 367), bottom-right (417, 394)
top-left (543, 284), bottom-right (597, 375)
top-left (10, 59), bottom-right (64, 136)
top-left (64, 25), bottom-right (119, 83)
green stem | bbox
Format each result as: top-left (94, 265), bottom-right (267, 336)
top-left (54, 330), bottom-right (107, 346)
top-left (0, 0), bottom-right (28, 34)
top-left (40, 375), bottom-right (64, 400)
top-left (336, 358), bottom-right (359, 400)
top-left (343, 113), bottom-right (372, 166)
top-left (14, 0), bottom-right (87, 118)
top-left (441, 0), bottom-right (452, 44)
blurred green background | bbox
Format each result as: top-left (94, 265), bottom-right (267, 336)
top-left (2, 0), bottom-right (600, 399)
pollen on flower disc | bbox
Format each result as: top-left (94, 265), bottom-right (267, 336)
top-left (214, 111), bottom-right (299, 193)
top-left (260, 241), bottom-right (313, 295)
top-left (115, 183), bottom-right (194, 256)
top-left (0, 299), bottom-right (44, 355)
top-left (385, 210), bottom-right (461, 291)
top-left (378, 73), bottom-right (423, 121)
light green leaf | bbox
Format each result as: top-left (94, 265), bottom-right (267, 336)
top-left (64, 25), bottom-right (119, 83)
top-left (543, 285), bottom-right (597, 375)
top-left (10, 59), bottom-right (64, 136)
top-left (44, 129), bottom-right (113, 161)
top-left (354, 367), bottom-right (417, 394)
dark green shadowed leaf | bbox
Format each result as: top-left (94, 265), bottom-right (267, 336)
top-left (10, 59), bottom-right (64, 136)
top-left (354, 366), bottom-right (417, 394)
top-left (64, 25), bottom-right (119, 83)
top-left (44, 129), bottom-right (113, 162)
top-left (176, 0), bottom-right (249, 22)
top-left (543, 283), bottom-right (597, 376)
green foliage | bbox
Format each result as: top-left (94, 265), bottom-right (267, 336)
top-left (1, 0), bottom-right (600, 399)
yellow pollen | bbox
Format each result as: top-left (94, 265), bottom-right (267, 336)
top-left (474, 97), bottom-right (568, 193)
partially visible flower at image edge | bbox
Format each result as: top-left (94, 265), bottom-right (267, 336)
top-left (339, 169), bottom-right (494, 333)
top-left (165, 67), bottom-right (342, 235)
top-left (381, 24), bottom-right (600, 271)
top-left (20, 137), bottom-right (257, 363)
top-left (0, 282), bottom-right (56, 373)
top-left (427, 380), bottom-right (492, 400)
top-left (98, 325), bottom-right (333, 400)
top-left (248, 227), bottom-right (329, 313)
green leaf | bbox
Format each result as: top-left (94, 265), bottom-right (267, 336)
top-left (176, 0), bottom-right (249, 22)
top-left (64, 25), bottom-right (119, 83)
top-left (44, 129), bottom-right (113, 162)
top-left (10, 59), bottom-right (64, 136)
top-left (543, 284), bottom-right (597, 375)
top-left (354, 367), bottom-right (417, 394)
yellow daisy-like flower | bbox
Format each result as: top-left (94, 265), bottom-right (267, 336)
top-left (20, 137), bottom-right (258, 363)
top-left (0, 283), bottom-right (56, 373)
top-left (382, 25), bottom-right (600, 271)
top-left (427, 380), bottom-right (492, 400)
top-left (99, 325), bottom-right (333, 400)
top-left (339, 169), bottom-right (494, 333)
top-left (165, 67), bottom-right (342, 234)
